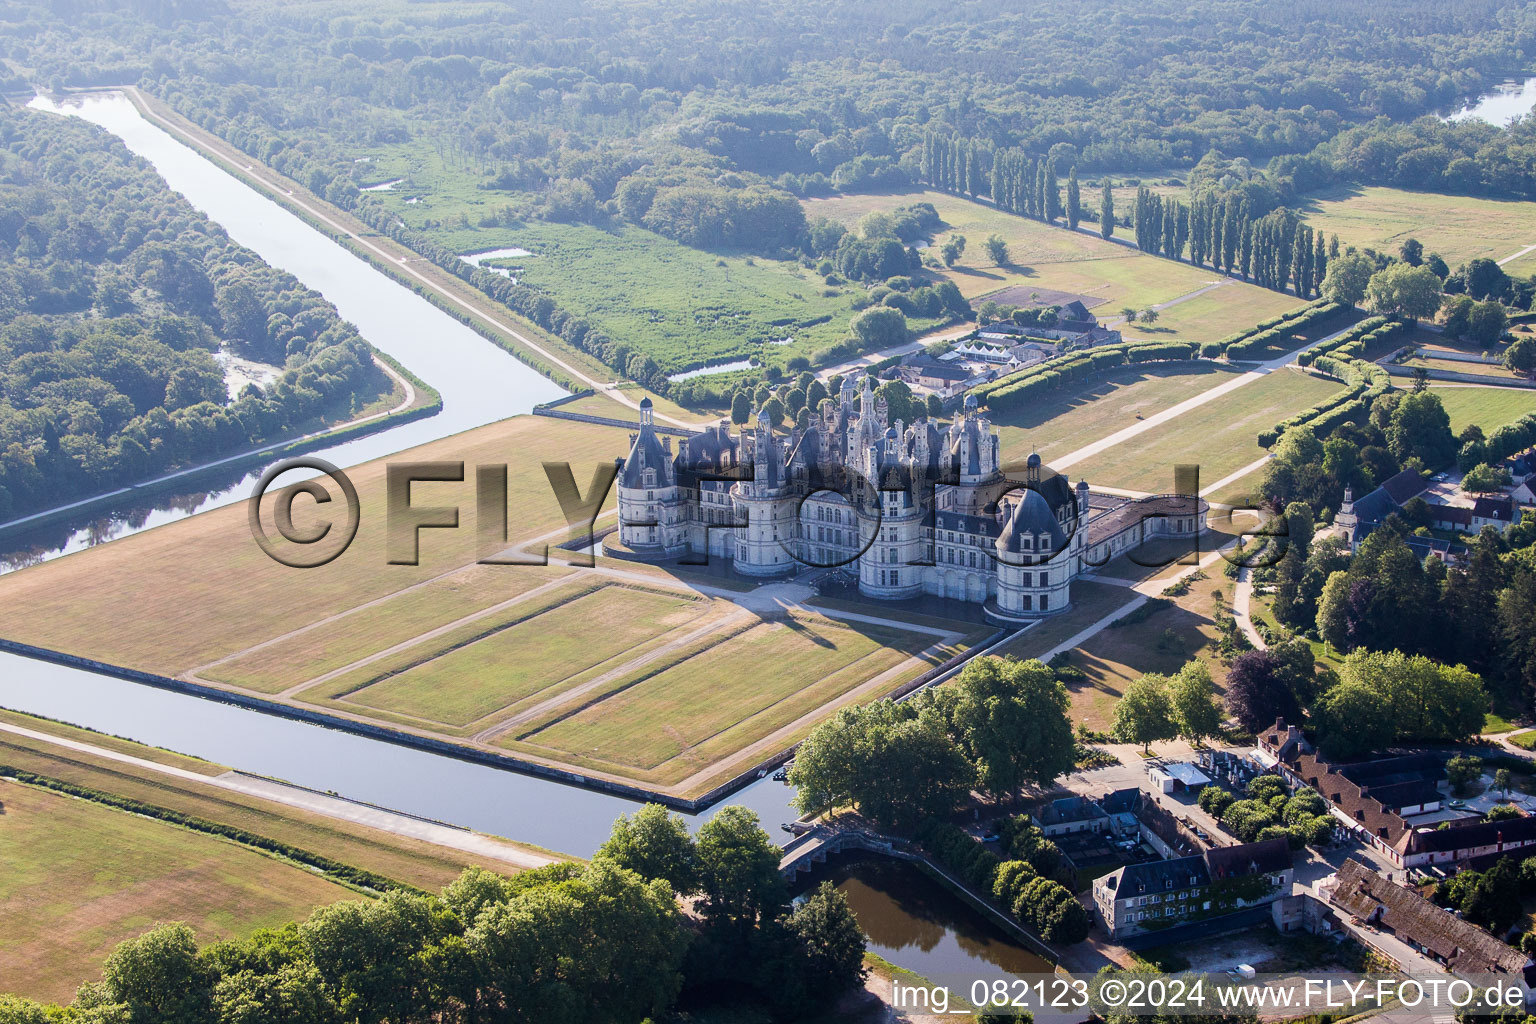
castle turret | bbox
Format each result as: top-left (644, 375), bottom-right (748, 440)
top-left (616, 397), bottom-right (686, 555)
top-left (730, 407), bottom-right (796, 576)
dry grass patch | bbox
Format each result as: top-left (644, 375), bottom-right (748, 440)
top-left (0, 778), bottom-right (358, 1004)
top-left (1294, 185), bottom-right (1536, 267)
top-left (0, 414), bottom-right (632, 674)
top-left (331, 583), bottom-right (702, 728)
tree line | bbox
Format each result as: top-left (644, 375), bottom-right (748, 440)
top-left (0, 803), bottom-right (868, 1023)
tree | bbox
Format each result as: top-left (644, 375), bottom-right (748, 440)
top-left (1066, 167), bottom-right (1081, 230)
top-left (1169, 660), bottom-right (1223, 743)
top-left (1317, 650), bottom-right (1488, 755)
top-left (1462, 463), bottom-right (1512, 493)
top-left (1467, 300), bottom-right (1507, 348)
top-left (302, 892), bottom-right (437, 1024)
top-left (1099, 182), bottom-right (1114, 239)
top-left (1411, 366), bottom-right (1430, 393)
top-left (101, 924), bottom-right (214, 1024)
top-left (1465, 258), bottom-right (1510, 301)
top-left (1140, 308), bottom-right (1159, 324)
top-left (1120, 307), bottom-right (1138, 323)
top-left (1320, 251), bottom-right (1375, 305)
top-left (1387, 391), bottom-right (1456, 468)
top-left (1111, 673), bottom-right (1177, 752)
top-left (985, 233), bottom-right (1009, 266)
top-left (594, 803), bottom-right (700, 895)
top-left (696, 806), bottom-right (787, 930)
top-left (785, 883), bottom-right (868, 1002)
top-left (949, 656), bottom-right (1075, 797)
top-left (1224, 651), bottom-right (1303, 732)
top-left (1503, 336), bottom-right (1536, 379)
top-left (731, 390), bottom-right (751, 425)
top-left (850, 305), bottom-right (908, 349)
top-left (1496, 768), bottom-right (1513, 798)
top-left (1399, 238), bottom-right (1424, 266)
top-left (1446, 756), bottom-right (1484, 796)
top-left (1364, 263), bottom-right (1442, 320)
top-left (789, 700), bottom-right (972, 827)
top-left (941, 234), bottom-right (966, 266)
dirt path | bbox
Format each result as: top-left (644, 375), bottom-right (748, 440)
top-left (1232, 567), bottom-right (1267, 650)
top-left (0, 720), bottom-right (558, 869)
top-left (1048, 321), bottom-right (1359, 474)
top-left (1497, 242), bottom-right (1536, 266)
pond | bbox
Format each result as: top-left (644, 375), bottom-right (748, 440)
top-left (1446, 76), bottom-right (1536, 127)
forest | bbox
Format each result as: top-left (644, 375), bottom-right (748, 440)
top-left (5, 0), bottom-right (1536, 391)
top-left (0, 106), bottom-right (390, 521)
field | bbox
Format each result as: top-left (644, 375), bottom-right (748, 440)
top-left (0, 414), bottom-right (628, 675)
top-left (1067, 368), bottom-right (1347, 493)
top-left (1120, 284), bottom-right (1304, 346)
top-left (987, 364), bottom-right (1245, 465)
top-left (803, 189), bottom-right (1216, 309)
top-left (1293, 185), bottom-right (1536, 267)
top-left (412, 219), bottom-right (949, 374)
top-left (0, 709), bottom-right (533, 1003)
top-left (1403, 354), bottom-right (1525, 381)
top-left (0, 779), bottom-right (361, 1002)
top-left (1429, 385), bottom-right (1536, 435)
top-left (0, 409), bottom-right (981, 799)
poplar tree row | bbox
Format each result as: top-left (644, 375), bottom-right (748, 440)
top-left (1131, 187), bottom-right (1335, 298)
top-left (920, 132), bottom-right (1337, 300)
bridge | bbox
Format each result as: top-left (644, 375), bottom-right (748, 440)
top-left (778, 823), bottom-right (916, 878)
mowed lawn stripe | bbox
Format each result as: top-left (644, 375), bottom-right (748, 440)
top-left (0, 779), bottom-right (358, 1004)
top-left (523, 614), bottom-right (925, 771)
top-left (1068, 368), bottom-right (1346, 492)
top-left (201, 564), bottom-right (565, 692)
top-left (342, 585), bottom-right (698, 727)
top-left (1429, 385), bottom-right (1536, 436)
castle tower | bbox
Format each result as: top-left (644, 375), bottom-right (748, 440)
top-left (991, 485), bottom-right (1074, 621)
top-left (729, 407), bottom-right (796, 577)
top-left (616, 397), bottom-right (686, 555)
top-left (856, 425), bottom-right (925, 601)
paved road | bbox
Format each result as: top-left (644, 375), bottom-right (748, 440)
top-left (1232, 568), bottom-right (1267, 650)
top-left (0, 719), bottom-right (559, 869)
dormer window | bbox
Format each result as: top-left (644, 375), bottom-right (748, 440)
top-left (643, 468), bottom-right (657, 488)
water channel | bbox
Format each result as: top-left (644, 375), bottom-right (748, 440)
top-left (0, 91), bottom-right (1047, 978)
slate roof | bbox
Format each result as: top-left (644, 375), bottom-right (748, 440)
top-left (1381, 468), bottom-right (1431, 505)
top-left (1474, 495), bottom-right (1515, 522)
top-left (1104, 839), bottom-right (1291, 899)
top-left (1402, 814), bottom-right (1536, 856)
top-left (1101, 788), bottom-right (1141, 815)
top-left (1330, 859), bottom-right (1530, 975)
top-left (1205, 838), bottom-right (1291, 879)
top-left (999, 487), bottom-right (1068, 553)
top-left (1038, 796), bottom-right (1109, 827)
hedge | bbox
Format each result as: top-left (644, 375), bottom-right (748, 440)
top-left (0, 766), bottom-right (416, 895)
top-left (973, 340), bottom-right (1200, 413)
top-left (1258, 353), bottom-right (1391, 447)
top-left (1215, 299), bottom-right (1342, 360)
top-left (1295, 315), bottom-right (1406, 366)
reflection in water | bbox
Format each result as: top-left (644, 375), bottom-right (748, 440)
top-left (1447, 76), bottom-right (1536, 127)
top-left (809, 855), bottom-right (1051, 978)
top-left (6, 92), bottom-right (565, 569)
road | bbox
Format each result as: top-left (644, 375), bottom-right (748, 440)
top-left (0, 719), bottom-right (559, 869)
top-left (1232, 568), bottom-right (1267, 650)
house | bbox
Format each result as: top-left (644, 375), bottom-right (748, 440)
top-left (1034, 795), bottom-right (1110, 837)
top-left (1100, 788), bottom-right (1142, 837)
top-left (1473, 494), bottom-right (1516, 531)
top-left (897, 352), bottom-right (975, 390)
top-left (1257, 719), bottom-right (1536, 868)
top-left (1325, 859), bottom-right (1536, 994)
top-left (1149, 761), bottom-right (1212, 794)
top-left (1092, 838), bottom-right (1293, 939)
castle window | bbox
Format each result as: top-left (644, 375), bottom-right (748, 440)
top-left (890, 570), bottom-right (899, 586)
top-left (968, 551), bottom-right (976, 568)
top-left (1022, 595), bottom-right (1032, 610)
top-left (1039, 570), bottom-right (1048, 586)
top-left (1022, 537), bottom-right (1032, 550)
top-left (1041, 594), bottom-right (1050, 610)
top-left (1022, 572), bottom-right (1032, 586)
top-left (879, 570), bottom-right (887, 586)
top-left (887, 547), bottom-right (896, 563)
top-left (647, 491), bottom-right (654, 501)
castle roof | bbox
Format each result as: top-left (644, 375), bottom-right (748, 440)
top-left (998, 488), bottom-right (1068, 553)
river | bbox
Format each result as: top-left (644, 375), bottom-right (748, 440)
top-left (0, 91), bottom-right (1047, 980)
top-left (1446, 75), bottom-right (1536, 127)
top-left (6, 93), bottom-right (565, 569)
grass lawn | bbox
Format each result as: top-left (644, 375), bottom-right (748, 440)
top-left (0, 778), bottom-right (360, 1003)
top-left (389, 214), bottom-right (946, 374)
top-left (1405, 355), bottom-right (1525, 381)
top-left (1293, 185), bottom-right (1536, 267)
top-left (0, 414), bottom-right (630, 675)
top-left (988, 363), bottom-right (1244, 466)
top-left (991, 580), bottom-right (1138, 664)
top-left (1068, 368), bottom-right (1346, 492)
top-left (1485, 712), bottom-right (1519, 735)
top-left (202, 563), bottom-right (566, 693)
top-left (336, 584), bottom-right (701, 728)
top-left (1055, 580), bottom-right (1230, 731)
top-left (803, 190), bottom-right (1216, 309)
top-left (1509, 731), bottom-right (1536, 751)
top-left (1429, 385), bottom-right (1536, 436)
top-left (516, 610), bottom-right (951, 783)
top-left (1121, 285), bottom-right (1304, 345)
